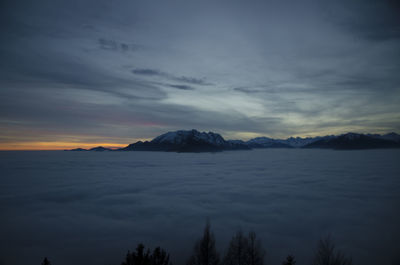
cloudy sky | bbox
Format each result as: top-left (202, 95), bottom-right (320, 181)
top-left (1, 0), bottom-right (399, 149)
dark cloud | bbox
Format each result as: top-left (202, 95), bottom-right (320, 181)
top-left (132, 69), bottom-right (164, 76)
top-left (233, 87), bottom-right (264, 94)
top-left (168, 84), bottom-right (195, 90)
top-left (132, 68), bottom-right (211, 86)
top-left (173, 76), bottom-right (211, 86)
top-left (322, 0), bottom-right (400, 41)
top-left (98, 38), bottom-right (141, 52)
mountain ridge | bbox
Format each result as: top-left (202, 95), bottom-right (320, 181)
top-left (120, 129), bottom-right (250, 152)
top-left (303, 132), bottom-right (400, 150)
top-left (67, 130), bottom-right (400, 152)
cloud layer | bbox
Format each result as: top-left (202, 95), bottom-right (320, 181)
top-left (0, 149), bottom-right (399, 265)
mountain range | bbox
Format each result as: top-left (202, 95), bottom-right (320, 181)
top-left (68, 129), bottom-right (400, 152)
top-left (120, 130), bottom-right (249, 152)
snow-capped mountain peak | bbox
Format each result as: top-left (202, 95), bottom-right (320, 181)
top-left (340, 132), bottom-right (362, 140)
top-left (152, 129), bottom-right (226, 146)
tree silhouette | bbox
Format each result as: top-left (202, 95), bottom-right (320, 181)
top-left (223, 231), bottom-right (249, 265)
top-left (151, 247), bottom-right (171, 265)
top-left (121, 243), bottom-right (172, 265)
top-left (247, 232), bottom-right (264, 265)
top-left (282, 255), bottom-right (296, 265)
top-left (41, 257), bottom-right (51, 265)
top-left (223, 231), bottom-right (264, 265)
top-left (311, 237), bottom-right (352, 265)
top-left (187, 221), bottom-right (220, 265)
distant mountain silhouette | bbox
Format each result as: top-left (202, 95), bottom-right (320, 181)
top-left (120, 129), bottom-right (250, 152)
top-left (246, 137), bottom-right (293, 148)
top-left (246, 135), bottom-right (335, 148)
top-left (67, 146), bottom-right (112, 151)
top-left (67, 148), bottom-right (88, 151)
top-left (89, 146), bottom-right (112, 151)
top-left (247, 133), bottom-right (400, 150)
top-left (371, 132), bottom-right (400, 143)
top-left (303, 133), bottom-right (400, 150)
top-left (67, 131), bottom-right (400, 152)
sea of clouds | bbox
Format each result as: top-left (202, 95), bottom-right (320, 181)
top-left (0, 149), bottom-right (399, 265)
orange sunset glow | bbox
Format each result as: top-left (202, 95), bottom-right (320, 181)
top-left (0, 141), bottom-right (126, 151)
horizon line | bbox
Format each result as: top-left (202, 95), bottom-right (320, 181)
top-left (0, 130), bottom-right (398, 151)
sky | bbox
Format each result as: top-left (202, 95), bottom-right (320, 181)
top-left (1, 0), bottom-right (400, 150)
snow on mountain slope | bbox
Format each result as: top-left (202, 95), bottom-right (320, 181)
top-left (246, 135), bottom-right (335, 148)
top-left (122, 129), bottom-right (249, 152)
top-left (152, 129), bottom-right (226, 146)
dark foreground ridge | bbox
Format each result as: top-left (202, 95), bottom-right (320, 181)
top-left (67, 130), bottom-right (400, 152)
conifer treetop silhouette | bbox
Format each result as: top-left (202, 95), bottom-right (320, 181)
top-left (311, 237), bottom-right (352, 265)
top-left (282, 255), bottom-right (296, 265)
top-left (247, 231), bottom-right (264, 265)
top-left (121, 243), bottom-right (171, 265)
top-left (223, 230), bottom-right (264, 265)
top-left (187, 221), bottom-right (220, 265)
top-left (41, 257), bottom-right (51, 265)
top-left (223, 230), bottom-right (249, 265)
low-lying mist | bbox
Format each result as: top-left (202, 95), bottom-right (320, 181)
top-left (0, 149), bottom-right (399, 265)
